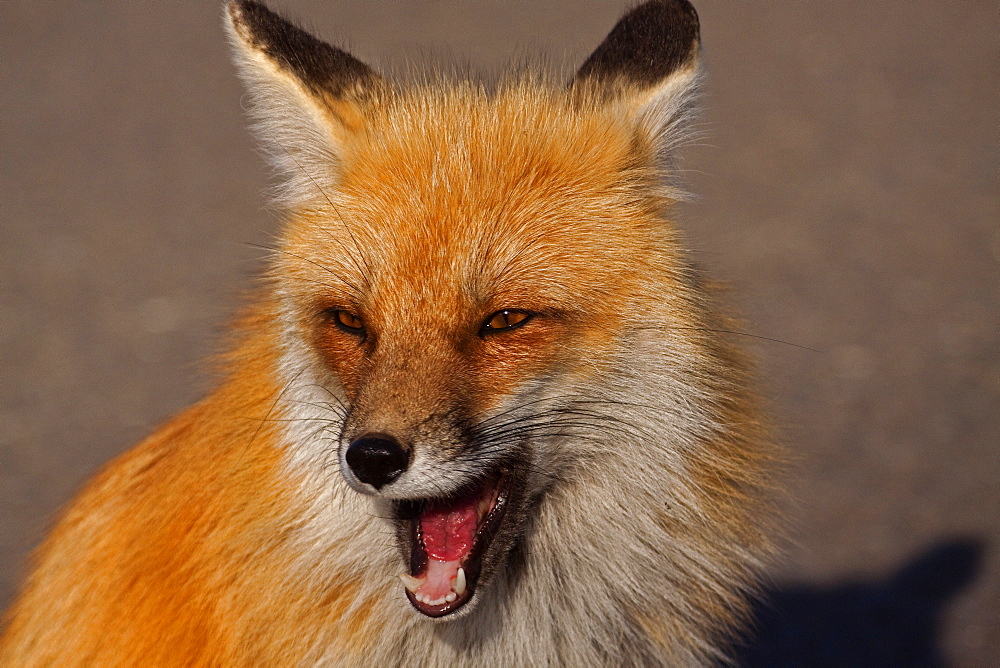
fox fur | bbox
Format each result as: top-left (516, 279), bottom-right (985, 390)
top-left (1, 1), bottom-right (778, 665)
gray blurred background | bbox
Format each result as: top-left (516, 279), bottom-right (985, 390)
top-left (2, 1), bottom-right (997, 664)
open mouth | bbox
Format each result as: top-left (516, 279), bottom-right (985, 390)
top-left (396, 471), bottom-right (513, 617)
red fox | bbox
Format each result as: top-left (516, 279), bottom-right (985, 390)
top-left (1, 1), bottom-right (778, 664)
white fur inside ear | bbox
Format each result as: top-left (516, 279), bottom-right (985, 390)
top-left (634, 66), bottom-right (702, 199)
top-left (225, 21), bottom-right (342, 208)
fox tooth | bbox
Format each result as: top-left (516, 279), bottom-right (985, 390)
top-left (445, 592), bottom-right (456, 603)
top-left (399, 573), bottom-right (426, 593)
top-left (452, 567), bottom-right (467, 596)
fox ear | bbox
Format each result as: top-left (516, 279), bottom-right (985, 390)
top-left (573, 0), bottom-right (701, 169)
top-left (225, 0), bottom-right (381, 203)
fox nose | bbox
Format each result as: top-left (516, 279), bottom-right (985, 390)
top-left (345, 434), bottom-right (409, 490)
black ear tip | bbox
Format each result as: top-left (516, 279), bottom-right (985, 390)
top-left (225, 0), bottom-right (279, 43)
top-left (225, 0), bottom-right (379, 98)
top-left (227, 0), bottom-right (296, 37)
top-left (627, 0), bottom-right (700, 31)
top-left (576, 0), bottom-right (701, 88)
top-left (226, 0), bottom-right (262, 25)
top-left (227, 0), bottom-right (269, 16)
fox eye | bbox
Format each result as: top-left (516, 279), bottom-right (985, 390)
top-left (481, 309), bottom-right (533, 335)
top-left (330, 309), bottom-right (365, 335)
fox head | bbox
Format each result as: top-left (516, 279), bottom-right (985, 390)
top-left (224, 1), bottom-right (764, 640)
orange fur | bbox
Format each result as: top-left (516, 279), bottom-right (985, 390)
top-left (2, 2), bottom-right (778, 664)
top-left (0, 313), bottom-right (386, 664)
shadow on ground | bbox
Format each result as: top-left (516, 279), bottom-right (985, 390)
top-left (734, 538), bottom-right (984, 667)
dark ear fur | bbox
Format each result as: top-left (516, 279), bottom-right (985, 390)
top-left (575, 0), bottom-right (700, 90)
top-left (227, 0), bottom-right (378, 100)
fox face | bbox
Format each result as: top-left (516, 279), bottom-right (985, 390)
top-left (280, 88), bottom-right (683, 616)
top-left (227, 0), bottom-right (712, 622)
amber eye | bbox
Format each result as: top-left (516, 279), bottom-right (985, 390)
top-left (481, 309), bottom-right (533, 336)
top-left (331, 309), bottom-right (364, 335)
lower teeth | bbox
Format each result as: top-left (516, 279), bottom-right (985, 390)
top-left (403, 564), bottom-right (468, 606)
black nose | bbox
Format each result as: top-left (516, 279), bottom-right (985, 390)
top-left (345, 434), bottom-right (409, 490)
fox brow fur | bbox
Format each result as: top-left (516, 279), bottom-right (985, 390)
top-left (229, 58), bottom-right (701, 211)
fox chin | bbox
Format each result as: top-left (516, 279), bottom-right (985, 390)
top-left (1, 1), bottom-right (780, 665)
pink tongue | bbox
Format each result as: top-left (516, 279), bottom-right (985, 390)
top-left (420, 495), bottom-right (478, 561)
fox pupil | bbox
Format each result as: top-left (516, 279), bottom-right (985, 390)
top-left (333, 309), bottom-right (364, 333)
top-left (484, 309), bottom-right (531, 334)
